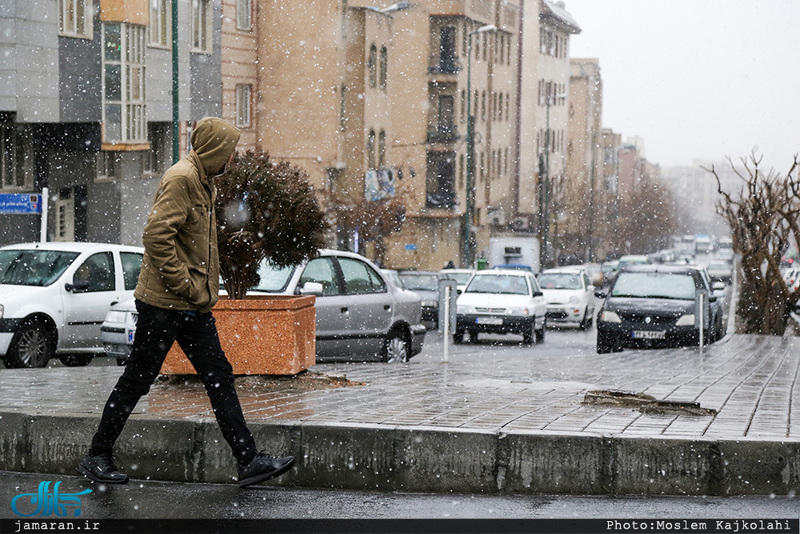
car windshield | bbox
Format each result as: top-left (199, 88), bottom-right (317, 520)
top-left (399, 274), bottom-right (439, 291)
top-left (465, 274), bottom-right (529, 295)
top-left (442, 272), bottom-right (472, 284)
top-left (0, 249), bottom-right (80, 287)
top-left (538, 273), bottom-right (582, 290)
top-left (611, 272), bottom-right (697, 300)
top-left (251, 261), bottom-right (296, 292)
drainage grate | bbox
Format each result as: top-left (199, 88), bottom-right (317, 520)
top-left (583, 390), bottom-right (717, 416)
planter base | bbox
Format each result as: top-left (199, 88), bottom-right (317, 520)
top-left (161, 295), bottom-right (316, 376)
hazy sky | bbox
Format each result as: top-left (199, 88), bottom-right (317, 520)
top-left (563, 0), bottom-right (799, 168)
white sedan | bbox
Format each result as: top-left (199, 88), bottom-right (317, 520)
top-left (538, 267), bottom-right (596, 329)
top-left (455, 270), bottom-right (547, 344)
top-left (0, 242), bottom-right (144, 368)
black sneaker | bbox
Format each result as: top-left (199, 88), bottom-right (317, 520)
top-left (77, 452), bottom-right (129, 484)
top-left (238, 453), bottom-right (295, 487)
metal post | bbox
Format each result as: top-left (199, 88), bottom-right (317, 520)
top-left (39, 187), bottom-right (48, 242)
top-left (463, 25), bottom-right (495, 269)
top-left (543, 98), bottom-right (551, 269)
top-left (443, 285), bottom-right (450, 363)
top-left (463, 34), bottom-right (474, 269)
top-left (171, 0), bottom-right (179, 164)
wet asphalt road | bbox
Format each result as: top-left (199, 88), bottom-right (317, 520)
top-left (1, 470), bottom-right (797, 520)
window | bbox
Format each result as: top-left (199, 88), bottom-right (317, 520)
top-left (367, 130), bottom-right (376, 170)
top-left (236, 85), bottom-right (252, 128)
top-left (120, 252), bottom-right (143, 290)
top-left (426, 151), bottom-right (456, 209)
top-left (379, 46), bottom-right (388, 89)
top-left (237, 0), bottom-right (252, 30)
top-left (378, 130), bottom-right (386, 168)
top-left (59, 0), bottom-right (92, 39)
top-left (145, 123), bottom-right (170, 175)
top-left (460, 90), bottom-right (466, 123)
top-left (438, 95), bottom-right (454, 134)
top-left (73, 253), bottom-right (116, 293)
top-left (96, 151), bottom-right (120, 181)
top-left (149, 0), bottom-right (170, 47)
top-left (339, 84), bottom-right (347, 132)
top-left (299, 258), bottom-right (341, 296)
top-left (102, 23), bottom-right (146, 144)
top-left (191, 0), bottom-right (212, 53)
top-left (1, 121), bottom-right (28, 190)
top-left (368, 44), bottom-right (377, 88)
top-left (339, 258), bottom-right (385, 295)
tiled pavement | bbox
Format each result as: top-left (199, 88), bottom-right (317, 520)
top-left (0, 334), bottom-right (798, 495)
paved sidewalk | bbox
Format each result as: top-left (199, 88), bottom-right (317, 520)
top-left (0, 334), bottom-right (798, 496)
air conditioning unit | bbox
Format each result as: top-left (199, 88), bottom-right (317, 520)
top-left (511, 216), bottom-right (531, 232)
top-left (488, 207), bottom-right (506, 226)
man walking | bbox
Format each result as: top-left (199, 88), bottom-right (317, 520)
top-left (79, 117), bottom-right (294, 488)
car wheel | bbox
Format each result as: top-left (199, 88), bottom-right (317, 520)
top-left (579, 309), bottom-right (590, 330)
top-left (468, 330), bottom-right (479, 344)
top-left (535, 317), bottom-right (546, 344)
top-left (597, 333), bottom-right (613, 354)
top-left (6, 320), bottom-right (53, 368)
top-left (59, 354), bottom-right (94, 367)
top-left (522, 322), bottom-right (534, 345)
top-left (453, 329), bottom-right (465, 344)
top-left (384, 329), bottom-right (410, 363)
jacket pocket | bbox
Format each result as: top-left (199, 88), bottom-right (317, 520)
top-left (186, 266), bottom-right (211, 309)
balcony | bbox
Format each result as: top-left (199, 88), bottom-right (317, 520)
top-left (428, 55), bottom-right (461, 75)
top-left (426, 126), bottom-right (460, 144)
top-left (426, 190), bottom-right (457, 210)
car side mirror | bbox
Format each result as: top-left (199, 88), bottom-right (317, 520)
top-left (533, 290), bottom-right (543, 297)
top-left (299, 281), bottom-right (324, 296)
top-left (65, 280), bottom-right (90, 293)
top-left (594, 289), bottom-right (607, 299)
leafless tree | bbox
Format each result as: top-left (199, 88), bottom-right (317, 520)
top-left (707, 152), bottom-right (800, 335)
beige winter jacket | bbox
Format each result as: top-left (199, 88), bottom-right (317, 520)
top-left (134, 117), bottom-right (240, 312)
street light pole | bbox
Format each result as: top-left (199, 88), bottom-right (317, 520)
top-left (540, 91), bottom-right (564, 270)
top-left (463, 24), bottom-right (496, 269)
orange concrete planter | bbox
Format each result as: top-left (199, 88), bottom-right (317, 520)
top-left (160, 295), bottom-right (316, 376)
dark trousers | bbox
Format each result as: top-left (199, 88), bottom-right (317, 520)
top-left (90, 300), bottom-right (257, 465)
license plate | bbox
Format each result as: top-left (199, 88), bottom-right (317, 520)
top-left (632, 330), bottom-right (665, 340)
top-left (476, 317), bottom-right (503, 325)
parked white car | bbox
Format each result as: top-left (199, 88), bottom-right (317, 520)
top-left (537, 267), bottom-right (596, 329)
top-left (455, 269), bottom-right (547, 344)
top-left (0, 242), bottom-right (144, 368)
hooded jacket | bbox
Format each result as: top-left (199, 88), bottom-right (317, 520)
top-left (134, 117), bottom-right (240, 312)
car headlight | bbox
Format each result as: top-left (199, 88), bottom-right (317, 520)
top-left (600, 310), bottom-right (621, 323)
top-left (457, 305), bottom-right (474, 314)
top-left (568, 296), bottom-right (580, 304)
top-left (422, 300), bottom-right (438, 308)
top-left (507, 307), bottom-right (530, 315)
top-left (676, 314), bottom-right (695, 326)
top-left (104, 310), bottom-right (128, 323)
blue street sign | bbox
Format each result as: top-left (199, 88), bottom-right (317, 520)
top-left (0, 193), bottom-right (42, 214)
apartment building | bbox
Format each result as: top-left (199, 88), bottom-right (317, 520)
top-left (0, 0), bottom-right (225, 247)
top-left (516, 0), bottom-right (579, 268)
top-left (564, 57), bottom-right (603, 261)
top-left (218, 1), bottom-right (523, 270)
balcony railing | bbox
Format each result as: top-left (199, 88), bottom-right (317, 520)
top-left (426, 126), bottom-right (460, 144)
top-left (428, 56), bottom-right (461, 75)
top-left (426, 191), bottom-right (457, 209)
